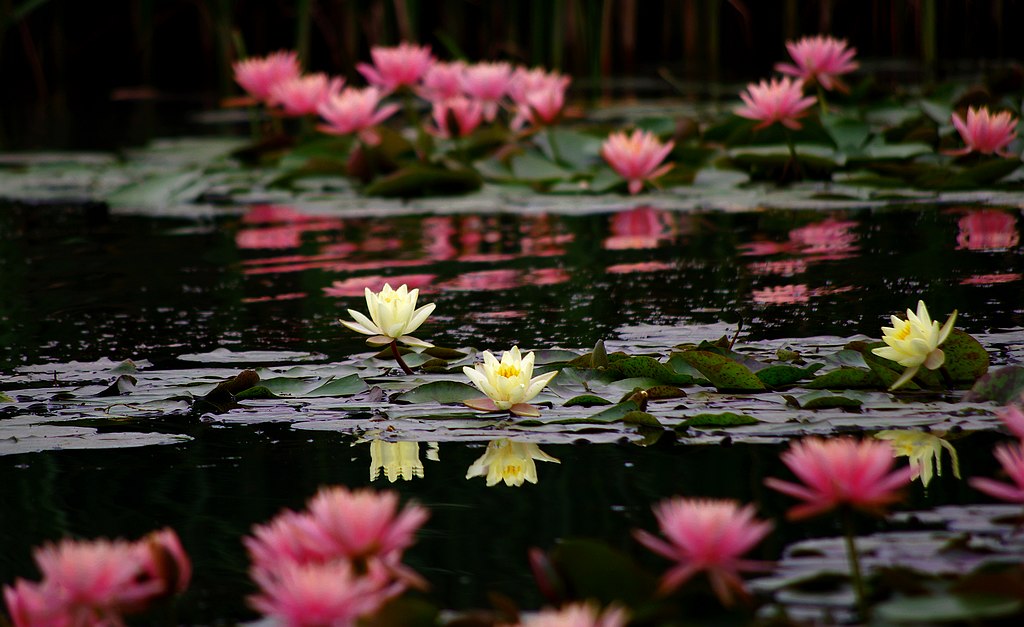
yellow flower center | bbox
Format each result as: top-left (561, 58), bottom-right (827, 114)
top-left (894, 322), bottom-right (911, 341)
top-left (497, 364), bottom-right (520, 378)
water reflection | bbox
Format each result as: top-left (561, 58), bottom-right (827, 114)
top-left (741, 217), bottom-right (859, 260)
top-left (603, 206), bottom-right (681, 250)
top-left (465, 439), bottom-right (560, 487)
top-left (956, 209), bottom-right (1020, 251)
top-left (368, 440), bottom-right (439, 482)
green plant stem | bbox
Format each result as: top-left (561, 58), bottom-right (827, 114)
top-left (842, 509), bottom-right (870, 621)
top-left (546, 127), bottom-right (563, 165)
top-left (391, 340), bottom-right (414, 375)
top-left (783, 128), bottom-right (800, 182)
top-left (817, 84), bottom-right (829, 116)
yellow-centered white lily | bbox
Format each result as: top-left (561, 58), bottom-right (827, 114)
top-left (466, 438), bottom-right (560, 487)
top-left (340, 283), bottom-right (435, 347)
top-left (875, 430), bottom-right (960, 488)
top-left (872, 300), bottom-right (957, 390)
top-left (462, 346), bottom-right (559, 416)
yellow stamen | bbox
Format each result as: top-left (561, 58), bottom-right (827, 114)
top-left (497, 365), bottom-right (520, 378)
top-left (894, 322), bottom-right (911, 341)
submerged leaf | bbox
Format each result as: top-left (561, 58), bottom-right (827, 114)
top-left (875, 594), bottom-right (1022, 622)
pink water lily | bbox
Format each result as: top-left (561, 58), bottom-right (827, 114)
top-left (765, 437), bottom-right (913, 520)
top-left (270, 73), bottom-right (344, 117)
top-left (233, 50), bottom-right (302, 102)
top-left (460, 61), bottom-right (512, 121)
top-left (514, 602), bottom-right (628, 627)
top-left (970, 442), bottom-right (1024, 503)
top-left (998, 403), bottom-right (1024, 439)
top-left (775, 35), bottom-right (858, 92)
top-left (600, 129), bottom-right (675, 195)
top-left (419, 60), bottom-right (466, 101)
top-left (430, 96), bottom-right (485, 138)
top-left (735, 76), bottom-right (817, 130)
top-left (634, 498), bottom-right (772, 606)
top-left (317, 86), bottom-right (399, 145)
top-left (947, 106), bottom-right (1019, 157)
top-left (357, 42), bottom-right (434, 93)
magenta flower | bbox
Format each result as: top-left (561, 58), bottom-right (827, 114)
top-left (998, 403), bottom-right (1024, 439)
top-left (250, 560), bottom-right (399, 627)
top-left (970, 442), bottom-right (1024, 503)
top-left (317, 86), bottom-right (399, 145)
top-left (419, 60), bottom-right (467, 101)
top-left (634, 498), bottom-right (772, 606)
top-left (735, 77), bottom-right (817, 130)
top-left (460, 61), bottom-right (513, 121)
top-left (233, 50), bottom-right (302, 102)
top-left (765, 437), bottom-right (913, 520)
top-left (270, 73), bottom-right (344, 117)
top-left (430, 96), bottom-right (485, 138)
top-left (948, 106), bottom-right (1019, 157)
top-left (245, 510), bottom-right (328, 576)
top-left (775, 35), bottom-right (858, 92)
top-left (509, 67), bottom-right (571, 129)
top-left (516, 602), bottom-right (629, 627)
top-left (357, 42), bottom-right (434, 93)
top-left (600, 129), bottom-right (675, 195)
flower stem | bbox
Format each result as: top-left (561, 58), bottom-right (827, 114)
top-left (783, 128), bottom-right (801, 183)
top-left (546, 127), bottom-right (563, 165)
top-left (842, 509), bottom-right (870, 621)
top-left (817, 84), bottom-right (829, 117)
top-left (390, 340), bottom-right (414, 375)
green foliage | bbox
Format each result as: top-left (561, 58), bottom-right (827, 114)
top-left (680, 412), bottom-right (758, 428)
top-left (393, 381), bottom-right (480, 404)
top-left (674, 351), bottom-right (766, 393)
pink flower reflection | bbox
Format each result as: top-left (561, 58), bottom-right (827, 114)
top-left (961, 273), bottom-right (1022, 285)
top-left (752, 284), bottom-right (810, 304)
top-left (956, 210), bottom-right (1020, 251)
top-left (788, 218), bottom-right (859, 257)
top-left (243, 293), bottom-right (307, 303)
top-left (438, 268), bottom-right (569, 292)
top-left (324, 274), bottom-right (436, 297)
top-left (750, 259), bottom-right (808, 276)
top-left (606, 261), bottom-right (674, 274)
top-left (236, 205), bottom-right (344, 250)
top-left (604, 207), bottom-right (676, 250)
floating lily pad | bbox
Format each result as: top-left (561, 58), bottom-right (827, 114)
top-left (364, 164), bottom-right (483, 197)
top-left (606, 356), bottom-right (694, 386)
top-left (680, 412), bottom-right (758, 428)
top-left (234, 386), bottom-right (279, 400)
top-left (942, 329), bottom-right (991, 385)
top-left (393, 381), bottom-right (480, 405)
top-left (564, 395), bottom-right (613, 408)
top-left (675, 351), bottom-right (766, 392)
top-left (756, 364), bottom-right (823, 388)
top-left (785, 391), bottom-right (863, 410)
top-left (875, 594), bottom-right (1022, 622)
top-left (967, 366), bottom-right (1024, 404)
top-left (804, 367), bottom-right (884, 389)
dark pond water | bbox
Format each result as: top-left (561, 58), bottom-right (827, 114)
top-left (1, 199), bottom-right (1023, 623)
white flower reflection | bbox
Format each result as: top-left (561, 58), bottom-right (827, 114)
top-left (466, 439), bottom-right (560, 487)
top-left (368, 440), bottom-right (439, 482)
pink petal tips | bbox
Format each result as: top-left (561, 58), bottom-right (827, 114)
top-left (600, 129), bottom-right (675, 195)
top-left (735, 76), bottom-right (818, 130)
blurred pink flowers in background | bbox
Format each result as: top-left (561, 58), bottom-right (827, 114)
top-left (970, 442), bottom-right (1024, 503)
top-left (997, 403), bottom-right (1024, 439)
top-left (317, 86), bottom-right (400, 144)
top-left (509, 67), bottom-right (571, 129)
top-left (270, 73), bottom-right (344, 117)
top-left (233, 50), bottom-right (301, 102)
top-left (600, 129), bottom-right (675, 195)
top-left (357, 42), bottom-right (435, 92)
top-left (634, 498), bottom-right (772, 606)
top-left (419, 60), bottom-right (467, 101)
top-left (430, 96), bottom-right (485, 138)
top-left (775, 35), bottom-right (858, 92)
top-left (735, 77), bottom-right (816, 130)
top-left (948, 106), bottom-right (1019, 157)
top-left (514, 602), bottom-right (629, 627)
top-left (765, 437), bottom-right (912, 520)
top-left (460, 61), bottom-right (512, 121)
top-left (956, 209), bottom-right (1020, 251)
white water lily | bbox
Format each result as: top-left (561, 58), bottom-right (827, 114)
top-left (340, 283), bottom-right (435, 347)
top-left (466, 439), bottom-right (560, 487)
top-left (462, 346), bottom-right (559, 416)
top-left (875, 430), bottom-right (960, 488)
top-left (872, 300), bottom-right (957, 390)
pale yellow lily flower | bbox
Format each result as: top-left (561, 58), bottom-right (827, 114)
top-left (369, 441), bottom-right (439, 482)
top-left (875, 430), bottom-right (960, 488)
top-left (872, 300), bottom-right (957, 390)
top-left (463, 346), bottom-right (559, 416)
top-left (466, 439), bottom-right (560, 487)
top-left (340, 283), bottom-right (435, 347)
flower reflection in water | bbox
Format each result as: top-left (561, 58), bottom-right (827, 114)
top-left (787, 218), bottom-right (859, 258)
top-left (956, 209), bottom-right (1020, 251)
top-left (325, 274), bottom-right (436, 297)
top-left (604, 206), bottom-right (679, 250)
top-left (368, 440), bottom-right (439, 483)
top-left (752, 284), bottom-right (810, 304)
top-left (236, 205), bottom-right (345, 250)
top-left (961, 273), bottom-right (1022, 285)
top-left (466, 439), bottom-right (560, 487)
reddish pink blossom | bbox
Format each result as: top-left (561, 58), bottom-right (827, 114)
top-left (516, 602), bottom-right (629, 627)
top-left (270, 73), bottom-right (344, 116)
top-left (948, 106), bottom-right (1019, 157)
top-left (970, 442), bottom-right (1024, 503)
top-left (430, 96), bottom-right (485, 138)
top-left (419, 60), bottom-right (466, 101)
top-left (317, 86), bottom-right (399, 145)
top-left (357, 42), bottom-right (434, 93)
top-left (250, 560), bottom-right (398, 627)
top-left (775, 35), bottom-right (858, 92)
top-left (600, 130), bottom-right (675, 195)
top-left (509, 67), bottom-right (571, 129)
top-left (4, 580), bottom-right (65, 627)
top-left (765, 437), bottom-right (913, 520)
top-left (998, 403), bottom-right (1024, 439)
top-left (606, 261), bottom-right (674, 274)
top-left (233, 50), bottom-right (302, 102)
top-left (956, 210), bottom-right (1020, 251)
top-left (246, 510), bottom-right (328, 576)
top-left (460, 61), bottom-right (512, 121)
top-left (140, 528), bottom-right (192, 597)
top-left (634, 498), bottom-right (772, 606)
top-left (735, 77), bottom-right (817, 130)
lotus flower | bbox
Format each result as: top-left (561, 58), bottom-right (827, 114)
top-left (970, 442), bottom-right (1024, 503)
top-left (875, 430), bottom-right (960, 488)
top-left (233, 50), bottom-right (302, 102)
top-left (511, 71), bottom-right (571, 129)
top-left (270, 73), bottom-right (344, 116)
top-left (462, 346), bottom-right (559, 416)
top-left (465, 439), bottom-right (560, 487)
top-left (514, 602), bottom-right (628, 627)
top-left (871, 300), bottom-right (958, 390)
top-left (419, 60), bottom-right (466, 101)
top-left (460, 61), bottom-right (512, 121)
top-left (948, 106), bottom-right (1019, 157)
top-left (765, 437), bottom-right (913, 520)
top-left (735, 77), bottom-right (817, 130)
top-left (775, 35), bottom-right (858, 92)
top-left (600, 129), bottom-right (675, 195)
top-left (317, 86), bottom-right (399, 145)
top-left (430, 96), bottom-right (485, 138)
top-left (340, 283), bottom-right (435, 348)
top-left (634, 498), bottom-right (772, 606)
top-left (357, 42), bottom-right (434, 93)
top-left (998, 403), bottom-right (1024, 440)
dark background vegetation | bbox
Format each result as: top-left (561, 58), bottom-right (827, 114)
top-left (2, 0), bottom-right (1022, 149)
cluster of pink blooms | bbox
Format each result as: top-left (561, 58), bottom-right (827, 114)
top-left (244, 486), bottom-right (428, 626)
top-left (969, 402), bottom-right (1024, 503)
top-left (233, 43), bottom-right (571, 146)
top-left (736, 35), bottom-right (857, 130)
top-left (3, 528), bottom-right (190, 627)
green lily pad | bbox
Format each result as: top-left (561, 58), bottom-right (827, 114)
top-left (234, 386), bottom-right (279, 400)
top-left (675, 351), bottom-right (766, 392)
top-left (875, 594), bottom-right (1022, 622)
top-left (363, 164), bottom-right (482, 197)
top-left (942, 329), bottom-right (990, 384)
top-left (606, 356), bottom-right (694, 386)
top-left (784, 391), bottom-right (863, 410)
top-left (564, 395), bottom-right (613, 408)
top-left (423, 346), bottom-right (470, 360)
top-left (0, 392), bottom-right (13, 403)
top-left (582, 400), bottom-right (642, 423)
top-left (305, 374), bottom-right (367, 397)
top-left (509, 151), bottom-right (573, 182)
top-left (680, 412), bottom-right (758, 428)
top-left (756, 364), bottom-right (824, 388)
top-left (966, 365), bottom-right (1024, 404)
top-left (804, 367), bottom-right (885, 389)
top-left (392, 381), bottom-right (480, 404)
top-left (622, 411), bottom-right (661, 427)
top-left (547, 539), bottom-right (658, 608)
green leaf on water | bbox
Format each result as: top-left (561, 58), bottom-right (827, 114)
top-left (804, 367), bottom-right (885, 389)
top-left (785, 391), bottom-right (863, 410)
top-left (642, 385), bottom-right (687, 400)
top-left (583, 400), bottom-right (642, 423)
top-left (509, 151), bottom-right (573, 182)
top-left (675, 351), bottom-right (766, 392)
top-left (423, 346), bottom-right (469, 360)
top-left (547, 539), bottom-right (658, 608)
top-left (622, 411), bottom-right (661, 427)
top-left (305, 374), bottom-right (367, 397)
top-left (680, 412), bottom-right (758, 428)
top-left (363, 164), bottom-right (482, 197)
top-left (756, 363), bottom-right (824, 388)
top-left (392, 381), bottom-right (480, 404)
top-left (606, 356), bottom-right (694, 386)
top-left (942, 329), bottom-right (990, 385)
top-left (0, 392), bottom-right (13, 403)
top-left (875, 594), bottom-right (1022, 623)
top-left (966, 365), bottom-right (1024, 404)
top-left (234, 386), bottom-right (279, 400)
top-left (564, 395), bottom-right (613, 408)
